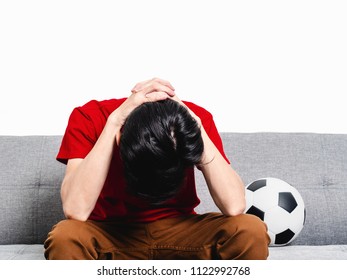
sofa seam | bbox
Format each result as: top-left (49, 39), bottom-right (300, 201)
top-left (34, 137), bottom-right (45, 244)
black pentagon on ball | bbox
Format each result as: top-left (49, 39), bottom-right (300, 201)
top-left (275, 229), bottom-right (295, 245)
top-left (246, 206), bottom-right (265, 221)
top-left (247, 179), bottom-right (267, 192)
top-left (278, 192), bottom-right (298, 213)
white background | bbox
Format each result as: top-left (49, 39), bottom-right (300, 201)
top-left (1, 0), bottom-right (346, 135)
top-left (0, 260), bottom-right (346, 279)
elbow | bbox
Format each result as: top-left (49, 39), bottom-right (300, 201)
top-left (61, 184), bottom-right (91, 222)
top-left (62, 204), bottom-right (90, 222)
top-left (222, 200), bottom-right (246, 217)
top-left (222, 207), bottom-right (245, 217)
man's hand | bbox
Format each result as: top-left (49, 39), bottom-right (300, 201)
top-left (131, 77), bottom-right (175, 97)
top-left (108, 78), bottom-right (176, 132)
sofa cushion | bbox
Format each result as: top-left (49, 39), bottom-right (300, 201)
top-left (268, 245), bottom-right (347, 260)
top-left (1, 244), bottom-right (346, 260)
top-left (0, 244), bottom-right (45, 260)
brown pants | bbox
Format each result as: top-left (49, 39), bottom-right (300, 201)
top-left (44, 212), bottom-right (269, 260)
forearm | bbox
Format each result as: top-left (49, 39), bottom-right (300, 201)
top-left (61, 120), bottom-right (119, 221)
top-left (199, 127), bottom-right (246, 216)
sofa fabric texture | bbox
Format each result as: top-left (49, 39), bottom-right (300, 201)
top-left (0, 133), bottom-right (346, 259)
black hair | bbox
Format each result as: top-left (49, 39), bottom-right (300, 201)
top-left (119, 99), bottom-right (203, 205)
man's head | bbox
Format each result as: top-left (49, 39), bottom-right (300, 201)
top-left (119, 99), bottom-right (203, 205)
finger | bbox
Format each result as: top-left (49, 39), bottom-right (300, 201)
top-left (144, 91), bottom-right (171, 102)
top-left (142, 82), bottom-right (176, 97)
top-left (170, 95), bottom-right (183, 104)
top-left (131, 77), bottom-right (175, 94)
top-left (170, 95), bottom-right (188, 109)
top-left (151, 77), bottom-right (175, 91)
top-left (131, 79), bottom-right (152, 93)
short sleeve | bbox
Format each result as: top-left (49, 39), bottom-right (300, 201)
top-left (57, 107), bottom-right (97, 164)
top-left (184, 101), bottom-right (231, 165)
top-left (201, 113), bottom-right (231, 165)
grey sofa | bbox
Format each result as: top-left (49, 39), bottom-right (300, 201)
top-left (1, 133), bottom-right (346, 260)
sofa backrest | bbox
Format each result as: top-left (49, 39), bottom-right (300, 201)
top-left (0, 136), bottom-right (65, 245)
top-left (1, 133), bottom-right (346, 246)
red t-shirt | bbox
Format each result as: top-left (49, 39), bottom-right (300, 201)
top-left (57, 98), bottom-right (230, 222)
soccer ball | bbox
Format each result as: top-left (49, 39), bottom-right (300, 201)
top-left (245, 177), bottom-right (306, 246)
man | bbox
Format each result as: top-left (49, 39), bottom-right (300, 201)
top-left (44, 78), bottom-right (269, 259)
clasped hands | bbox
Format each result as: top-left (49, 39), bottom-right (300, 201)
top-left (109, 78), bottom-right (201, 133)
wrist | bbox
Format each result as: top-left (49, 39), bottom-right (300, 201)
top-left (105, 112), bottom-right (123, 140)
top-left (107, 110), bottom-right (122, 129)
top-left (199, 126), bottom-right (218, 165)
top-left (197, 154), bottom-right (215, 166)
